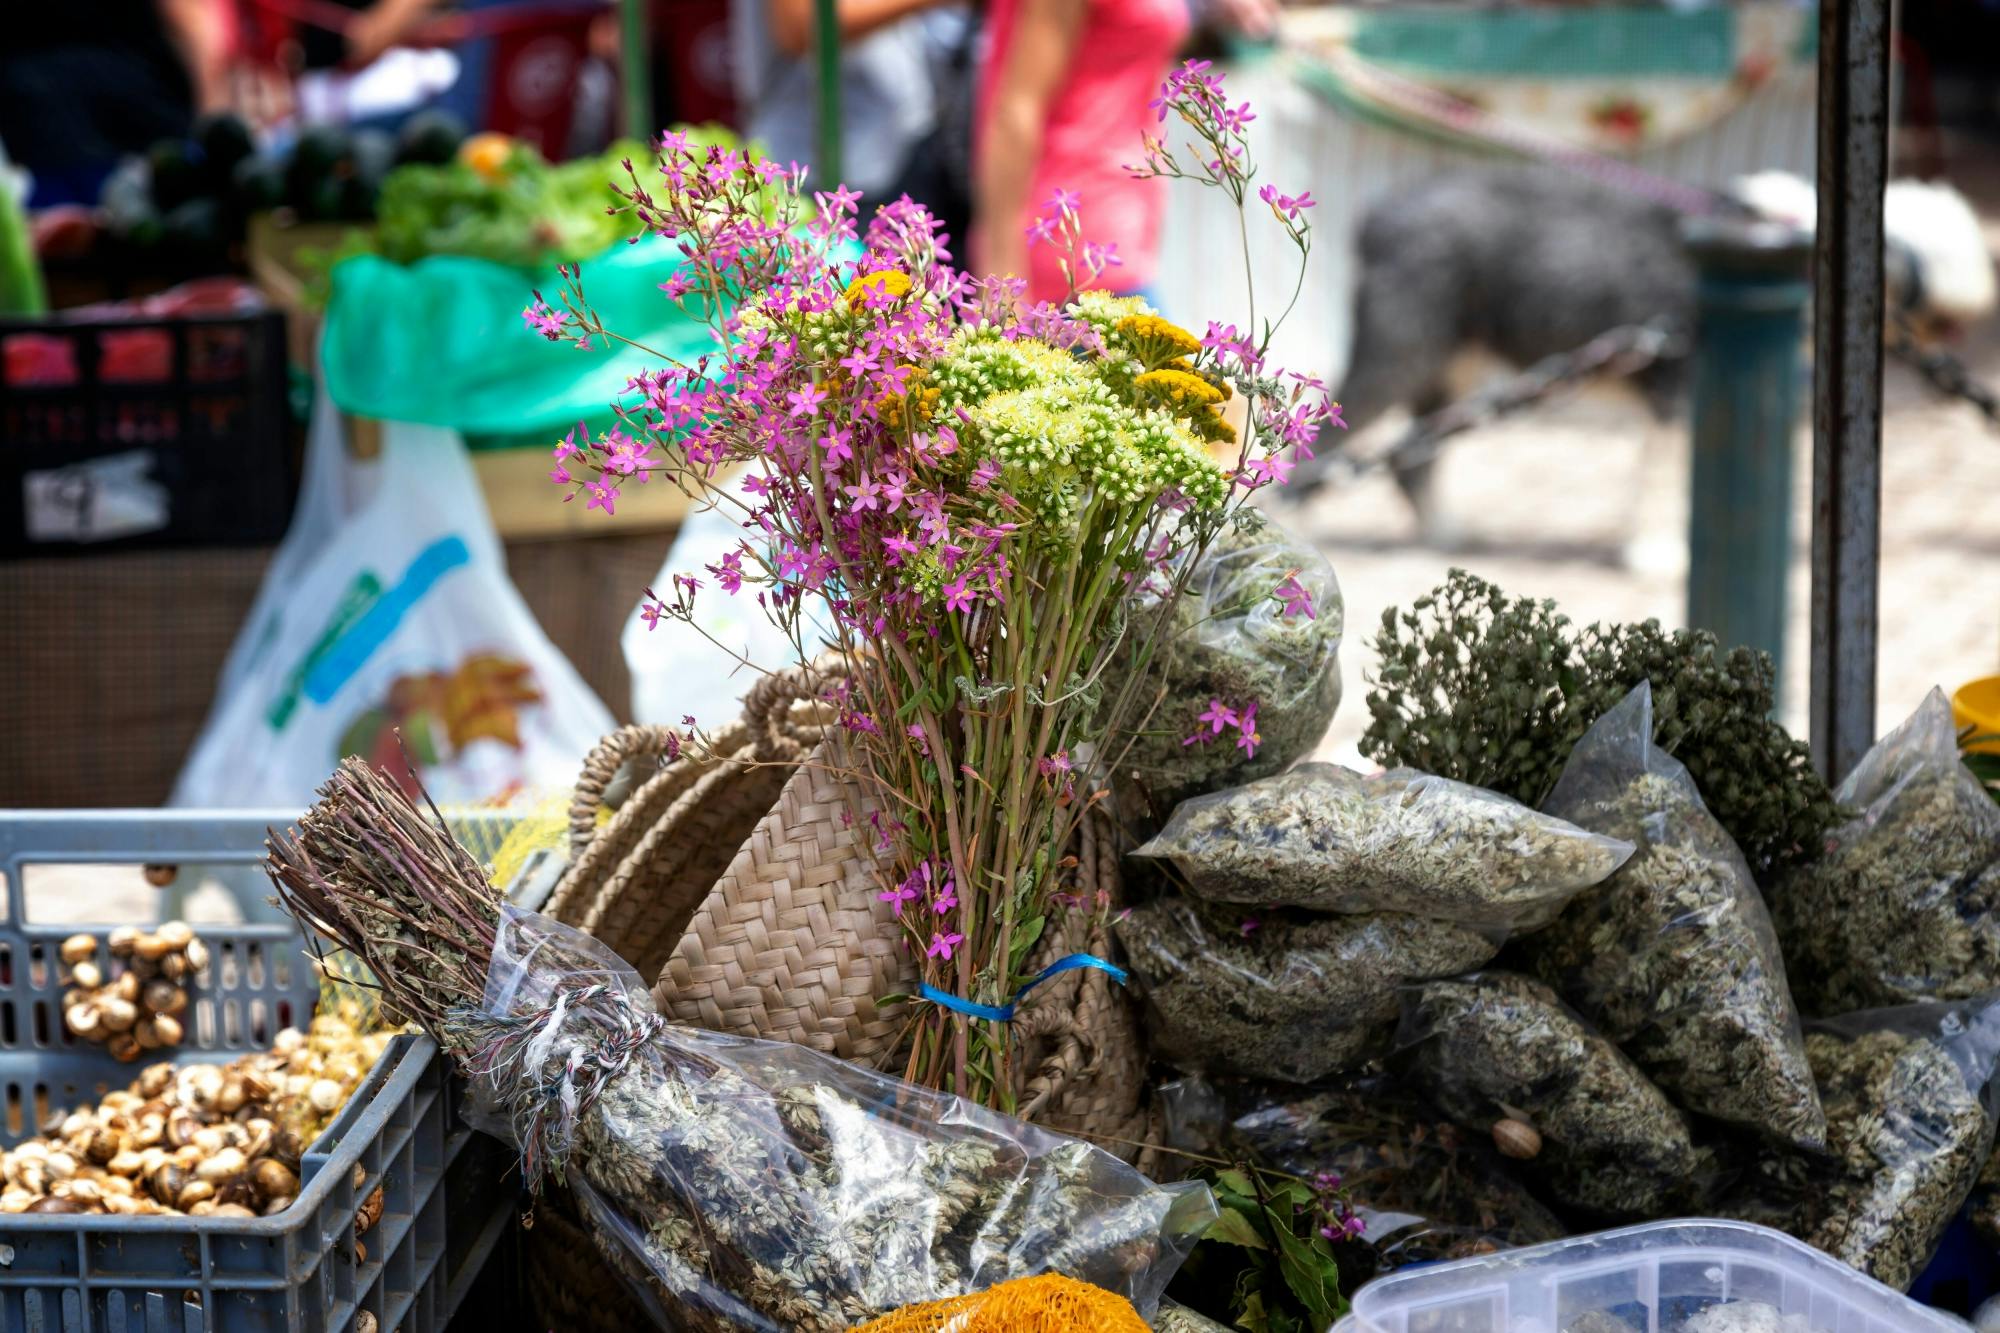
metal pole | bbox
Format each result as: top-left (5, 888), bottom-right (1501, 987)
top-left (813, 0), bottom-right (844, 188)
top-left (621, 0), bottom-right (654, 143)
top-left (1809, 0), bottom-right (1891, 783)
top-left (1683, 218), bottom-right (1814, 697)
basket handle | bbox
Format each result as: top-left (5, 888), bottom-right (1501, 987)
top-left (568, 725), bottom-right (692, 857)
top-left (740, 666), bottom-right (837, 763)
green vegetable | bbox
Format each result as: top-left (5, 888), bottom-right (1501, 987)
top-left (1166, 1166), bottom-right (1357, 1333)
top-left (1362, 569), bottom-right (1842, 876)
top-left (394, 109), bottom-right (468, 167)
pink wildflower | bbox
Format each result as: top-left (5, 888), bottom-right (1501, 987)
top-left (878, 879), bottom-right (919, 916)
top-left (926, 931), bottom-right (964, 961)
top-left (942, 576), bottom-right (975, 614)
top-left (1274, 573), bottom-right (1315, 620)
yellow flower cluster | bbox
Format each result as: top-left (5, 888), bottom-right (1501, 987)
top-left (1117, 314), bottom-right (1202, 371)
top-left (845, 270), bottom-right (914, 309)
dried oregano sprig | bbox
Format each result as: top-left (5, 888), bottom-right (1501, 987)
top-left (1362, 569), bottom-right (1841, 876)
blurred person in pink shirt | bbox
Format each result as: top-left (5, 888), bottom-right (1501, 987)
top-left (972, 0), bottom-right (1273, 303)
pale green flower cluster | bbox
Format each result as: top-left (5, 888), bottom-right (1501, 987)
top-left (930, 327), bottom-right (1228, 531)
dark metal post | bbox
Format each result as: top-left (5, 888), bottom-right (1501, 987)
top-left (814, 0), bottom-right (844, 189)
top-left (621, 0), bottom-right (654, 144)
top-left (1810, 0), bottom-right (1891, 782)
top-left (1683, 219), bottom-right (1814, 696)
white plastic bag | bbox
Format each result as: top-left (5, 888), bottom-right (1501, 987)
top-left (622, 502), bottom-right (817, 729)
top-left (172, 414), bottom-right (611, 810)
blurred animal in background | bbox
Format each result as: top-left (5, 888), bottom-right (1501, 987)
top-left (1296, 166), bottom-right (1997, 548)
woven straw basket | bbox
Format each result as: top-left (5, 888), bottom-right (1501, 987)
top-left (526, 666), bottom-right (1154, 1330)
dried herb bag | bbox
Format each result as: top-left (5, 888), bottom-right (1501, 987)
top-left (1399, 971), bottom-right (1710, 1221)
top-left (1772, 688), bottom-right (2000, 1015)
top-left (1524, 682), bottom-right (1824, 1150)
top-left (1720, 996), bottom-right (2000, 1292)
top-left (1117, 899), bottom-right (1495, 1083)
top-left (467, 910), bottom-right (1214, 1332)
top-left (1136, 764), bottom-right (1632, 931)
top-left (1160, 1074), bottom-right (1568, 1269)
top-left (1117, 509), bottom-right (1343, 806)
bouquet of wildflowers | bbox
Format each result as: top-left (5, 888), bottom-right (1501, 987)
top-left (526, 61), bottom-right (1339, 1109)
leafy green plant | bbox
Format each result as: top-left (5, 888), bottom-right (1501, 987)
top-left (1961, 726), bottom-right (2000, 806)
top-left (1167, 1165), bottom-right (1360, 1333)
top-left (1363, 569), bottom-right (1842, 876)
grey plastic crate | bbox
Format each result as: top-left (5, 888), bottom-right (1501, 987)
top-left (0, 810), bottom-right (515, 1332)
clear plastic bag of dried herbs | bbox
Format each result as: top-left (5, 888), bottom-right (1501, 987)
top-left (1396, 971), bottom-right (1713, 1222)
top-left (1717, 994), bottom-right (2000, 1292)
top-left (1116, 898), bottom-right (1497, 1084)
top-left (466, 909), bottom-right (1216, 1332)
top-left (1159, 1075), bottom-right (1569, 1269)
top-left (1113, 509), bottom-right (1343, 809)
top-left (1135, 764), bottom-right (1633, 931)
top-left (1772, 688), bottom-right (2000, 1015)
top-left (1520, 682), bottom-right (1825, 1151)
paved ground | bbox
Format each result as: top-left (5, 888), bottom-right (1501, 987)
top-left (1294, 308), bottom-right (2000, 773)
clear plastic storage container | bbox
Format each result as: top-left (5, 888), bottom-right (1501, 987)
top-left (1335, 1220), bottom-right (1964, 1333)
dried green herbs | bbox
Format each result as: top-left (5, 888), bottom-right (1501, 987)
top-left (1118, 901), bottom-right (1496, 1083)
top-left (1722, 1000), bottom-right (2000, 1293)
top-left (1167, 1074), bottom-right (1568, 1268)
top-left (1135, 764), bottom-right (1631, 930)
top-left (1116, 509), bottom-right (1344, 807)
top-left (1362, 569), bottom-right (1841, 876)
top-left (1401, 972), bottom-right (1710, 1221)
top-left (1523, 684), bottom-right (1823, 1150)
top-left (1152, 1301), bottom-right (1235, 1332)
top-left (1772, 689), bottom-right (2000, 1015)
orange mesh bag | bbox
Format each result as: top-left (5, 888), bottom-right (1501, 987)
top-left (848, 1274), bottom-right (1151, 1333)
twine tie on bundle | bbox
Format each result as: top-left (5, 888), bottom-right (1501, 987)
top-left (454, 981), bottom-right (663, 1188)
top-left (919, 954), bottom-right (1130, 1022)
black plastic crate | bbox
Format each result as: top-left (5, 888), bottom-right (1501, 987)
top-left (0, 308), bottom-right (295, 556)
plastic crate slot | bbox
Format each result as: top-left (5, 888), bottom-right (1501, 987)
top-left (32, 999), bottom-right (50, 1048)
top-left (221, 1000), bottom-right (241, 1047)
top-left (193, 997), bottom-right (216, 1047)
top-left (28, 940), bottom-right (49, 990)
top-left (2, 937), bottom-right (14, 984)
top-left (217, 942), bottom-right (241, 992)
top-left (4, 1079), bottom-right (21, 1137)
top-left (247, 1000), bottom-right (270, 1048)
top-left (276, 999), bottom-right (294, 1032)
top-left (2, 997), bottom-right (15, 1047)
top-left (244, 944), bottom-right (265, 992)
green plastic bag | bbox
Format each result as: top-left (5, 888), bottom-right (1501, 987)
top-left (320, 235), bottom-right (712, 445)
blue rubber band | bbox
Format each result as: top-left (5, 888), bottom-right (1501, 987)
top-left (919, 953), bottom-right (1129, 1022)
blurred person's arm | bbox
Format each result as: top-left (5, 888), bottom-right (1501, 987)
top-left (766, 0), bottom-right (952, 58)
top-left (973, 0), bottom-right (1080, 280)
top-left (157, 0), bottom-right (231, 112)
top-left (346, 0), bottom-right (445, 67)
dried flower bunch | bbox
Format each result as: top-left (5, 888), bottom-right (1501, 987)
top-left (1400, 972), bottom-right (1709, 1221)
top-left (524, 62), bottom-right (1340, 1106)
top-left (58, 921), bottom-right (209, 1060)
top-left (1772, 688), bottom-right (2000, 1015)
top-left (1363, 570), bottom-right (1841, 876)
top-left (0, 1012), bottom-right (389, 1217)
top-left (267, 759), bottom-right (1207, 1330)
top-left (1135, 764), bottom-right (1630, 931)
top-left (1152, 1302), bottom-right (1235, 1333)
top-left (1117, 899), bottom-right (1494, 1083)
top-left (1522, 684), bottom-right (1823, 1150)
top-left (1723, 1003), bottom-right (2000, 1292)
top-left (1114, 508), bottom-right (1343, 810)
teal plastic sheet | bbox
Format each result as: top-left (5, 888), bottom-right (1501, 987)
top-left (321, 234), bottom-right (713, 447)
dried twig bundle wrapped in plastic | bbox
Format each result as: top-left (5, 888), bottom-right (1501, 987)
top-left (1116, 900), bottom-right (1494, 1083)
top-left (1399, 972), bottom-right (1710, 1220)
top-left (1721, 996), bottom-right (2000, 1292)
top-left (1115, 510), bottom-right (1343, 808)
top-left (1524, 683), bottom-right (1824, 1150)
top-left (266, 760), bottom-right (1211, 1332)
top-left (1772, 689), bottom-right (2000, 1015)
top-left (1135, 765), bottom-right (1631, 931)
